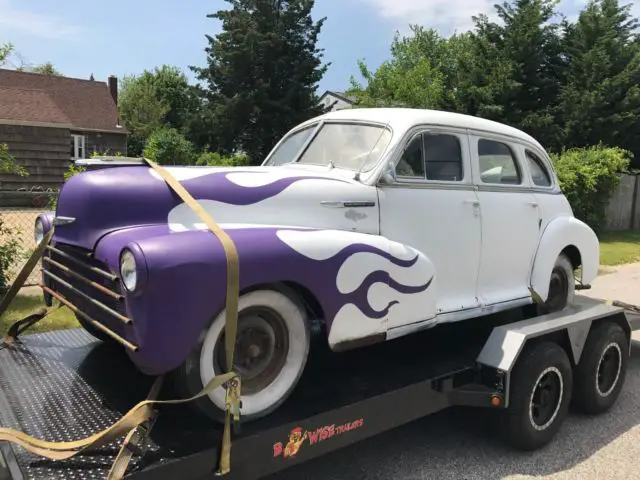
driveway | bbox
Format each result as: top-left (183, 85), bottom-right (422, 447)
top-left (273, 263), bottom-right (640, 480)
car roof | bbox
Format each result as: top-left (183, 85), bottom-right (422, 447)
top-left (302, 107), bottom-right (546, 152)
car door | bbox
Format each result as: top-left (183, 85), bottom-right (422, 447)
top-left (377, 126), bottom-right (482, 330)
top-left (469, 132), bottom-right (542, 306)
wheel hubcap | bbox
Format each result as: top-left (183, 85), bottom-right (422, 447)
top-left (214, 307), bottom-right (289, 395)
top-left (596, 342), bottom-right (622, 397)
top-left (529, 367), bottom-right (563, 430)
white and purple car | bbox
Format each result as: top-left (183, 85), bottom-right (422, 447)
top-left (34, 108), bottom-right (599, 423)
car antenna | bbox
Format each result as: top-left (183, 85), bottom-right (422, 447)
top-left (354, 119), bottom-right (390, 182)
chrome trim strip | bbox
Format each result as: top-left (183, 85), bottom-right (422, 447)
top-left (320, 200), bottom-right (376, 208)
top-left (51, 216), bottom-right (76, 226)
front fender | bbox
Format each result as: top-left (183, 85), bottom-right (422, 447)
top-left (529, 216), bottom-right (599, 301)
top-left (94, 225), bottom-right (425, 375)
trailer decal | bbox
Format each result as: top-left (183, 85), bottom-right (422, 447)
top-left (273, 418), bottom-right (365, 459)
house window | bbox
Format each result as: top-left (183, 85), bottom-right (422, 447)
top-left (71, 134), bottom-right (86, 159)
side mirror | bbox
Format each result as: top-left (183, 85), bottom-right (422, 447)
top-left (380, 162), bottom-right (396, 185)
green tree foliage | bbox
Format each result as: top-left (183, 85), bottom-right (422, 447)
top-left (552, 145), bottom-right (631, 233)
top-left (192, 0), bottom-right (329, 164)
top-left (17, 61), bottom-right (63, 76)
top-left (0, 42), bottom-right (14, 66)
top-left (558, 0), bottom-right (640, 162)
top-left (143, 127), bottom-right (195, 165)
top-left (348, 27), bottom-right (474, 111)
top-left (196, 151), bottom-right (250, 167)
top-left (118, 66), bottom-right (197, 155)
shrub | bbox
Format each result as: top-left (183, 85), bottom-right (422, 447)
top-left (143, 127), bottom-right (195, 165)
top-left (551, 145), bottom-right (631, 234)
top-left (0, 143), bottom-right (28, 176)
top-left (195, 151), bottom-right (250, 167)
top-left (0, 215), bottom-right (21, 293)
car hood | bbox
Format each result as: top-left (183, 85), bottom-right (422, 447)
top-left (53, 164), bottom-right (379, 249)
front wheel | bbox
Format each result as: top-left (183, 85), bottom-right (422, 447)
top-left (172, 288), bottom-right (310, 423)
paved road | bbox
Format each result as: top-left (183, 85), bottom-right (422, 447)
top-left (273, 265), bottom-right (640, 480)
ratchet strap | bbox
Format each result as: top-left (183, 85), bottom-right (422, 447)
top-left (0, 158), bottom-right (242, 478)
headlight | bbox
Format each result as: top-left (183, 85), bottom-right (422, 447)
top-left (34, 218), bottom-right (44, 245)
top-left (120, 249), bottom-right (137, 291)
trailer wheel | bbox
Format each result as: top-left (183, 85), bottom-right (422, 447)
top-left (500, 341), bottom-right (573, 451)
top-left (172, 288), bottom-right (310, 423)
top-left (571, 321), bottom-right (628, 415)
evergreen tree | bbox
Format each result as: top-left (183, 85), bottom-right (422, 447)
top-left (464, 0), bottom-right (566, 149)
top-left (558, 0), bottom-right (640, 166)
top-left (191, 0), bottom-right (328, 164)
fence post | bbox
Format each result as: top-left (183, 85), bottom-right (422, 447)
top-left (631, 174), bottom-right (639, 230)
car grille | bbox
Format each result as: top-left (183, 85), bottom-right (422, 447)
top-left (40, 243), bottom-right (137, 350)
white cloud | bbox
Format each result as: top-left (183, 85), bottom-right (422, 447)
top-left (0, 1), bottom-right (80, 40)
top-left (361, 0), bottom-right (640, 35)
top-left (359, 0), bottom-right (496, 34)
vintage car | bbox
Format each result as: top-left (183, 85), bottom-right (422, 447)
top-left (34, 108), bottom-right (599, 423)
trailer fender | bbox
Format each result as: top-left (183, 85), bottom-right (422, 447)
top-left (529, 216), bottom-right (599, 301)
top-left (476, 297), bottom-right (630, 406)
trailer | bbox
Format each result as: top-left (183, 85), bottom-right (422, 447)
top-left (0, 295), bottom-right (637, 480)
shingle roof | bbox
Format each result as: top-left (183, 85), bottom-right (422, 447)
top-left (0, 69), bottom-right (125, 133)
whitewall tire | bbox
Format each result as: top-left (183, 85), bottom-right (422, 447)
top-left (173, 288), bottom-right (310, 423)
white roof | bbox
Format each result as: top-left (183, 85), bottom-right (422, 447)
top-left (302, 107), bottom-right (546, 151)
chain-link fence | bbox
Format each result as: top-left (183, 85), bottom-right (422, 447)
top-left (0, 207), bottom-right (47, 288)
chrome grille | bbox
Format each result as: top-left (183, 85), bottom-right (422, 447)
top-left (42, 244), bottom-right (129, 327)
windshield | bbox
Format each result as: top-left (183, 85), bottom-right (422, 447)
top-left (264, 122), bottom-right (392, 172)
top-left (297, 123), bottom-right (392, 172)
top-left (264, 125), bottom-right (316, 166)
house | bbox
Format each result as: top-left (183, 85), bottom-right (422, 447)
top-left (0, 69), bottom-right (127, 205)
top-left (318, 90), bottom-right (355, 112)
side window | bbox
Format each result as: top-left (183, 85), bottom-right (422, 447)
top-left (525, 150), bottom-right (552, 187)
top-left (423, 134), bottom-right (463, 181)
top-left (478, 139), bottom-right (521, 185)
top-left (395, 134), bottom-right (425, 178)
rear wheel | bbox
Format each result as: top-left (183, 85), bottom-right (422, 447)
top-left (539, 253), bottom-right (575, 314)
top-left (172, 288), bottom-right (310, 423)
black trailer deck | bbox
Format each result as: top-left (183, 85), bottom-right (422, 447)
top-left (0, 298), bottom-right (637, 480)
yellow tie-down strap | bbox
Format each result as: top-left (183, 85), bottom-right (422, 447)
top-left (0, 158), bottom-right (242, 478)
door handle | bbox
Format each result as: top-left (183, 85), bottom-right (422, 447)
top-left (527, 201), bottom-right (539, 207)
top-left (464, 200), bottom-right (480, 206)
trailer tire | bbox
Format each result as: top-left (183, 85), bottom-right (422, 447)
top-left (571, 321), bottom-right (628, 415)
top-left (500, 341), bottom-right (572, 451)
top-left (172, 288), bottom-right (310, 423)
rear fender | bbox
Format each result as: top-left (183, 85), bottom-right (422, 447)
top-left (529, 216), bottom-right (599, 301)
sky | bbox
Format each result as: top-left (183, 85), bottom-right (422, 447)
top-left (1, 0), bottom-right (638, 94)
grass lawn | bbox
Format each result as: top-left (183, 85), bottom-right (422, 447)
top-left (599, 229), bottom-right (640, 266)
top-left (0, 293), bottom-right (78, 337)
